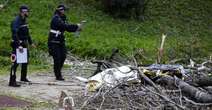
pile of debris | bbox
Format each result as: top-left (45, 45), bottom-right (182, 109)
top-left (68, 49), bottom-right (212, 110)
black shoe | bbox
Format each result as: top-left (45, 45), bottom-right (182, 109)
top-left (9, 82), bottom-right (21, 87)
top-left (56, 77), bottom-right (65, 81)
top-left (21, 78), bottom-right (30, 82)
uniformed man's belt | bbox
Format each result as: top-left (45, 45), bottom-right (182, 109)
top-left (50, 41), bottom-right (61, 44)
top-left (50, 29), bottom-right (61, 37)
top-left (11, 40), bottom-right (27, 43)
top-left (20, 24), bottom-right (28, 28)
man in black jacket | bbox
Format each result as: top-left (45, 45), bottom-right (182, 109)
top-left (9, 5), bottom-right (36, 87)
top-left (48, 5), bottom-right (81, 81)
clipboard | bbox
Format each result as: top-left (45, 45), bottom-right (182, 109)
top-left (16, 48), bottom-right (28, 63)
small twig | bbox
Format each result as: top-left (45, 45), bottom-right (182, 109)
top-left (137, 68), bottom-right (185, 109)
top-left (162, 89), bottom-right (182, 93)
top-left (99, 89), bottom-right (109, 109)
top-left (81, 85), bottom-right (105, 109)
top-left (173, 76), bottom-right (183, 106)
top-left (132, 55), bottom-right (138, 67)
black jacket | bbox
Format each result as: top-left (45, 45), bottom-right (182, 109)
top-left (11, 15), bottom-right (32, 48)
top-left (48, 13), bottom-right (79, 44)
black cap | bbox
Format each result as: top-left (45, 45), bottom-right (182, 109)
top-left (57, 4), bottom-right (66, 10)
top-left (19, 5), bottom-right (29, 12)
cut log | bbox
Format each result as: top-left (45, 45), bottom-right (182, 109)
top-left (195, 76), bottom-right (212, 87)
top-left (157, 76), bottom-right (212, 103)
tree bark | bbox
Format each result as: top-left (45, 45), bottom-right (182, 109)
top-left (195, 76), bottom-right (212, 87)
top-left (157, 76), bottom-right (212, 103)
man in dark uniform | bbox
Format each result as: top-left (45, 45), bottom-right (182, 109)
top-left (48, 5), bottom-right (81, 81)
top-left (9, 5), bottom-right (36, 87)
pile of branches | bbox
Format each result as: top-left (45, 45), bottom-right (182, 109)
top-left (74, 49), bottom-right (212, 110)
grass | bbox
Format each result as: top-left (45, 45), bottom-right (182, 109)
top-left (0, 0), bottom-right (211, 75)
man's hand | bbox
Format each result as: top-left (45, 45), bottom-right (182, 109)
top-left (77, 20), bottom-right (87, 31)
top-left (18, 46), bottom-right (24, 53)
top-left (75, 20), bottom-right (86, 37)
top-left (77, 24), bottom-right (82, 31)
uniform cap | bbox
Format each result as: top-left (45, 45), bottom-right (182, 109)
top-left (57, 4), bottom-right (66, 10)
top-left (19, 5), bottom-right (29, 12)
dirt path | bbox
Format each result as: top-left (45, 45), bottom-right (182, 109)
top-left (0, 61), bottom-right (95, 109)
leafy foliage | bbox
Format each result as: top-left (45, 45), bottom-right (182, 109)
top-left (0, 0), bottom-right (211, 70)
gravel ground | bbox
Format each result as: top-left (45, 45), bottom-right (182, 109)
top-left (0, 60), bottom-right (96, 109)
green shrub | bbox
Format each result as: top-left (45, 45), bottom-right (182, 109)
top-left (0, 56), bottom-right (10, 67)
top-left (101, 0), bottom-right (146, 19)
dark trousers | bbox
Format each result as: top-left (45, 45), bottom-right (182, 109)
top-left (9, 48), bottom-right (29, 85)
top-left (50, 43), bottom-right (66, 79)
top-left (9, 62), bottom-right (28, 84)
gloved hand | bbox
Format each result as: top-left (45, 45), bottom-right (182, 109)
top-left (77, 20), bottom-right (87, 31)
top-left (75, 20), bottom-right (86, 37)
top-left (18, 46), bottom-right (24, 53)
top-left (77, 24), bottom-right (82, 31)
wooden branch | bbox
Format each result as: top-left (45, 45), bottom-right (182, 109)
top-left (143, 85), bottom-right (185, 109)
top-left (17, 81), bottom-right (75, 86)
top-left (157, 34), bottom-right (167, 64)
top-left (137, 68), bottom-right (161, 93)
top-left (81, 86), bottom-right (105, 109)
top-left (137, 68), bottom-right (185, 109)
